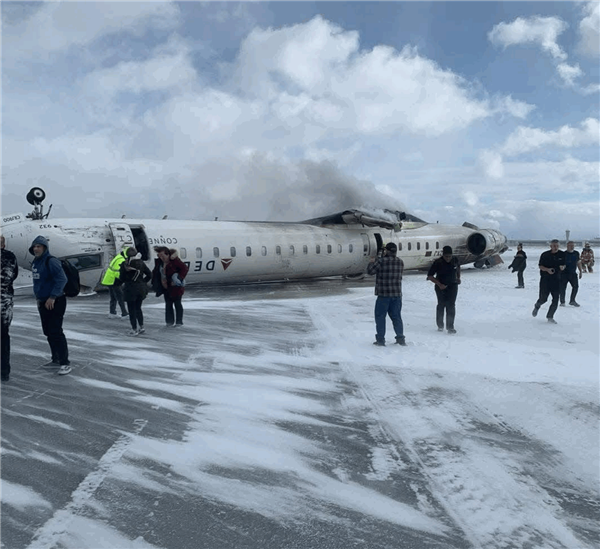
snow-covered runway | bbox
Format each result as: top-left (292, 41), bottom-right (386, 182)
top-left (2, 252), bottom-right (598, 549)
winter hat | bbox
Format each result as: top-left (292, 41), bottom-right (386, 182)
top-left (442, 245), bottom-right (452, 255)
top-left (385, 242), bottom-right (397, 253)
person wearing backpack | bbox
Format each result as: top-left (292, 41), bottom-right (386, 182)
top-left (119, 247), bottom-right (152, 336)
top-left (29, 235), bottom-right (71, 375)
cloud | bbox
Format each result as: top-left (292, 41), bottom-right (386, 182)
top-left (578, 1), bottom-right (600, 57)
top-left (479, 150), bottom-right (504, 179)
top-left (82, 50), bottom-right (197, 98)
top-left (3, 2), bottom-right (181, 63)
top-left (490, 95), bottom-right (535, 119)
top-left (489, 11), bottom-right (599, 93)
top-left (500, 199), bottom-right (600, 240)
top-left (488, 16), bottom-right (568, 60)
top-left (463, 191), bottom-right (479, 208)
top-left (480, 118), bottom-right (599, 180)
top-left (229, 16), bottom-right (523, 138)
top-left (555, 62), bottom-right (599, 93)
top-left (407, 156), bottom-right (599, 238)
top-left (556, 62), bottom-right (583, 87)
top-left (499, 118), bottom-right (599, 157)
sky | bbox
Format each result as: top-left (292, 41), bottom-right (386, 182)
top-left (3, 248), bottom-right (599, 548)
top-left (1, 1), bottom-right (599, 240)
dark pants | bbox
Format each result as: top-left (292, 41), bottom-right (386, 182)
top-left (164, 294), bottom-right (184, 326)
top-left (37, 296), bottom-right (69, 365)
top-left (435, 284), bottom-right (458, 330)
top-left (374, 296), bottom-right (403, 343)
top-left (109, 285), bottom-right (128, 315)
top-left (127, 298), bottom-right (144, 330)
top-left (559, 272), bottom-right (578, 304)
top-left (535, 276), bottom-right (560, 319)
top-left (516, 270), bottom-right (525, 288)
top-left (1, 322), bottom-right (10, 377)
top-left (0, 293), bottom-right (13, 375)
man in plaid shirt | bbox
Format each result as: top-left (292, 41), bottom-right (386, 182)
top-left (367, 242), bottom-right (406, 346)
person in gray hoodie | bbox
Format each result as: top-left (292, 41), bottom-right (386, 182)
top-left (29, 235), bottom-right (71, 375)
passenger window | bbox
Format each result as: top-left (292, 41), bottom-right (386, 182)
top-left (230, 247), bottom-right (236, 257)
top-left (213, 247), bottom-right (219, 258)
top-left (436, 242), bottom-right (439, 249)
top-left (303, 245), bottom-right (308, 254)
top-left (289, 245), bottom-right (295, 255)
top-left (338, 244), bottom-right (342, 253)
top-left (246, 246), bottom-right (252, 257)
top-left (64, 254), bottom-right (102, 271)
top-left (417, 242), bottom-right (420, 251)
top-left (180, 247), bottom-right (187, 259)
top-left (327, 244), bottom-right (332, 254)
top-left (276, 246), bottom-right (281, 255)
top-left (316, 245), bottom-right (321, 254)
top-left (349, 244), bottom-right (353, 253)
top-left (426, 242), bottom-right (429, 250)
top-left (196, 247), bottom-right (202, 259)
top-left (399, 242), bottom-right (402, 251)
top-left (408, 242), bottom-right (412, 251)
top-left (262, 246), bottom-right (267, 256)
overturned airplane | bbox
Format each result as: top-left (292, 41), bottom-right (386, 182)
top-left (2, 188), bottom-right (507, 292)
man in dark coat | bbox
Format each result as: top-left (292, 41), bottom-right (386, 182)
top-left (29, 235), bottom-right (71, 375)
top-left (532, 239), bottom-right (565, 324)
top-left (559, 241), bottom-right (582, 307)
top-left (427, 245), bottom-right (461, 334)
top-left (1, 235), bottom-right (19, 381)
top-left (508, 243), bottom-right (527, 288)
top-left (366, 242), bottom-right (406, 346)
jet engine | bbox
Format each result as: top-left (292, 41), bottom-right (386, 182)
top-left (465, 227), bottom-right (508, 267)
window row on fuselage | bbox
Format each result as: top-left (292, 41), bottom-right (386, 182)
top-left (172, 240), bottom-right (444, 260)
top-left (177, 243), bottom-right (357, 260)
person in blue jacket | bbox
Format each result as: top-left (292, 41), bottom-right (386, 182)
top-left (29, 235), bottom-right (71, 375)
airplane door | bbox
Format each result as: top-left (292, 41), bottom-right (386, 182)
top-left (361, 233), bottom-right (371, 256)
top-left (108, 222), bottom-right (135, 251)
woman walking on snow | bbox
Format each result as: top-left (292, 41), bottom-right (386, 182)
top-left (152, 246), bottom-right (189, 327)
top-left (119, 247), bottom-right (152, 336)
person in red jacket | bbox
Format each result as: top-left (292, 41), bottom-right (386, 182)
top-left (151, 246), bottom-right (189, 327)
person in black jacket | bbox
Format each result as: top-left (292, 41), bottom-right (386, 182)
top-left (559, 241), bottom-right (582, 307)
top-left (532, 239), bottom-right (565, 324)
top-left (508, 243), bottom-right (527, 288)
top-left (427, 246), bottom-right (461, 334)
top-left (119, 248), bottom-right (152, 336)
top-left (1, 235), bottom-right (19, 381)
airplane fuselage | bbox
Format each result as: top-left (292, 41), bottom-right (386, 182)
top-left (2, 212), bottom-right (507, 291)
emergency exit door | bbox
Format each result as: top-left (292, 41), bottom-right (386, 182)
top-left (108, 223), bottom-right (135, 252)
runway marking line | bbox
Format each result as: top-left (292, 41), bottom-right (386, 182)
top-left (25, 419), bottom-right (148, 549)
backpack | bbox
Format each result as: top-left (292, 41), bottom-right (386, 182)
top-left (46, 256), bottom-right (81, 297)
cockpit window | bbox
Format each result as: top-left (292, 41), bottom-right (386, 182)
top-left (63, 254), bottom-right (102, 271)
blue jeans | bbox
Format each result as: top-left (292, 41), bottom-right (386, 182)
top-left (374, 296), bottom-right (404, 343)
